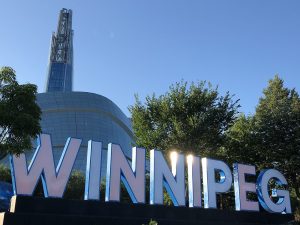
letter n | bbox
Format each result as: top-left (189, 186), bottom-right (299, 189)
top-left (105, 144), bottom-right (145, 203)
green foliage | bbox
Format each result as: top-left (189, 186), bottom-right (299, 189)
top-left (254, 76), bottom-right (300, 198)
top-left (0, 67), bottom-right (16, 86)
top-left (0, 66), bottom-right (41, 159)
top-left (64, 171), bottom-right (85, 200)
top-left (148, 219), bottom-right (158, 225)
top-left (225, 75), bottom-right (300, 201)
top-left (0, 165), bottom-right (11, 183)
top-left (222, 114), bottom-right (260, 165)
top-left (129, 81), bottom-right (239, 157)
top-left (142, 219), bottom-right (158, 225)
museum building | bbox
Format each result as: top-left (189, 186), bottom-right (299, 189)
top-left (30, 8), bottom-right (134, 172)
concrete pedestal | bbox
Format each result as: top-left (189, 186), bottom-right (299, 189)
top-left (0, 196), bottom-right (294, 225)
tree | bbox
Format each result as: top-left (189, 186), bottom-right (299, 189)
top-left (129, 81), bottom-right (240, 157)
top-left (225, 75), bottom-right (300, 201)
top-left (222, 114), bottom-right (260, 165)
top-left (255, 76), bottom-right (300, 200)
top-left (0, 67), bottom-right (41, 160)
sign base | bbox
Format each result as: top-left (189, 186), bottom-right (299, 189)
top-left (0, 196), bottom-right (294, 225)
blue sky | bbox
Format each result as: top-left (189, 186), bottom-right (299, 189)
top-left (0, 0), bottom-right (299, 116)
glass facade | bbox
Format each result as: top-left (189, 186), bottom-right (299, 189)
top-left (33, 91), bottom-right (134, 176)
top-left (0, 92), bottom-right (134, 177)
top-left (46, 63), bottom-right (73, 92)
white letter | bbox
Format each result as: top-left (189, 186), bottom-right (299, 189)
top-left (233, 163), bottom-right (259, 211)
top-left (150, 150), bottom-right (185, 206)
top-left (10, 134), bottom-right (81, 197)
top-left (187, 155), bottom-right (201, 207)
top-left (105, 144), bottom-right (145, 203)
top-left (202, 158), bottom-right (232, 208)
top-left (84, 141), bottom-right (102, 200)
top-left (256, 169), bottom-right (291, 214)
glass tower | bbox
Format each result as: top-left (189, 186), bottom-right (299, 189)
top-left (40, 8), bottom-right (134, 172)
top-left (0, 8), bottom-right (134, 175)
top-left (46, 8), bottom-right (73, 92)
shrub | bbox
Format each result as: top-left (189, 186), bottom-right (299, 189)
top-left (142, 219), bottom-right (158, 225)
top-left (64, 171), bottom-right (85, 200)
top-left (0, 165), bottom-right (11, 183)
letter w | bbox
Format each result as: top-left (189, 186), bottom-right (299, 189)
top-left (10, 134), bottom-right (81, 197)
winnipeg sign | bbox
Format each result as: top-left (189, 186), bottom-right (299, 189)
top-left (10, 134), bottom-right (291, 214)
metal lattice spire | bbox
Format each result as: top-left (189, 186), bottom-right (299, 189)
top-left (46, 8), bottom-right (73, 92)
